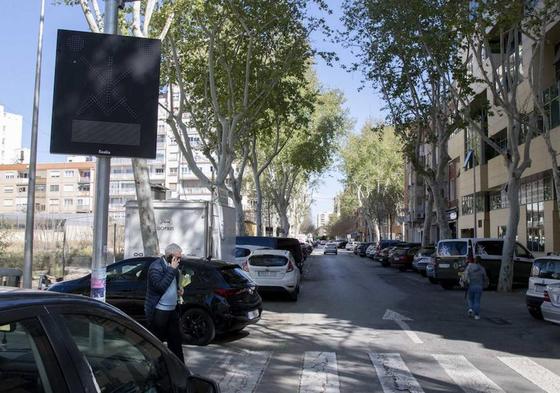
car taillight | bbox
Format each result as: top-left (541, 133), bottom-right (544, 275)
top-left (214, 288), bottom-right (243, 298)
top-left (242, 260), bottom-right (249, 272)
top-left (287, 261), bottom-right (294, 272)
top-left (544, 290), bottom-right (551, 302)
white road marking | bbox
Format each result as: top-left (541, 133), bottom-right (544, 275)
top-left (368, 352), bottom-right (425, 393)
top-left (300, 352), bottom-right (340, 393)
top-left (382, 309), bottom-right (423, 344)
top-left (433, 354), bottom-right (504, 393)
top-left (217, 350), bottom-right (272, 393)
top-left (499, 356), bottom-right (560, 393)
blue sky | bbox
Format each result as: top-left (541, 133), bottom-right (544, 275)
top-left (0, 0), bottom-right (385, 221)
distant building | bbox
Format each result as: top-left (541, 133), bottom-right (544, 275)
top-left (316, 212), bottom-right (332, 229)
top-left (0, 105), bottom-right (23, 164)
top-left (0, 162), bottom-right (95, 214)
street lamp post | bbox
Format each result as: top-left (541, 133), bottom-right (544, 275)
top-left (22, 0), bottom-right (45, 288)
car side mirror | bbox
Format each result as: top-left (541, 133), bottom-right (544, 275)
top-left (186, 375), bottom-right (220, 393)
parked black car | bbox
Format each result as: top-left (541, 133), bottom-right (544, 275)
top-left (389, 243), bottom-right (421, 271)
top-left (337, 240), bottom-right (348, 249)
top-left (372, 239), bottom-right (404, 260)
top-left (49, 257), bottom-right (262, 346)
top-left (0, 288), bottom-right (220, 393)
top-left (357, 242), bottom-right (374, 257)
top-left (237, 236), bottom-right (304, 270)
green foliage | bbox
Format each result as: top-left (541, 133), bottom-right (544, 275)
top-left (339, 123), bottom-right (404, 223)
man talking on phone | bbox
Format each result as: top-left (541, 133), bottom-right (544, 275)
top-left (145, 243), bottom-right (185, 363)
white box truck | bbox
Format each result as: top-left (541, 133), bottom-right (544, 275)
top-left (124, 200), bottom-right (236, 263)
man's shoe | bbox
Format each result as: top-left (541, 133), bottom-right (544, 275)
top-left (474, 315), bottom-right (480, 320)
top-left (468, 309), bottom-right (474, 318)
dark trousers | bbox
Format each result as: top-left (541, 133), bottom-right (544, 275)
top-left (150, 308), bottom-right (185, 363)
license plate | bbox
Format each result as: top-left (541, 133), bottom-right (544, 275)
top-left (258, 271), bottom-right (277, 277)
top-left (534, 285), bottom-right (545, 293)
top-left (247, 310), bottom-right (259, 319)
top-left (439, 263), bottom-right (450, 268)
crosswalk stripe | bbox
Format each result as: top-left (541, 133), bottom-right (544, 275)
top-left (368, 352), bottom-right (425, 393)
top-left (299, 352), bottom-right (340, 393)
top-left (216, 350), bottom-right (272, 393)
top-left (499, 356), bottom-right (560, 393)
top-left (433, 354), bottom-right (505, 393)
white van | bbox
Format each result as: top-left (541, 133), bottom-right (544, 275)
top-left (526, 256), bottom-right (560, 319)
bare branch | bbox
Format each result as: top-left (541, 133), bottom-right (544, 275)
top-left (79, 0), bottom-right (100, 33)
top-left (132, 1), bottom-right (144, 37)
top-left (143, 0), bottom-right (156, 37)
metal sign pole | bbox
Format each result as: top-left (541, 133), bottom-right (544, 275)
top-left (90, 0), bottom-right (118, 302)
top-left (22, 0), bottom-right (45, 288)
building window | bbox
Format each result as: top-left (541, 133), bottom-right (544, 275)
top-left (4, 186), bottom-right (13, 193)
top-left (78, 184), bottom-right (90, 192)
top-left (64, 170), bottom-right (74, 177)
top-left (50, 185), bottom-right (59, 192)
top-left (77, 198), bottom-right (89, 206)
top-left (18, 186), bottom-right (27, 193)
top-left (50, 171), bottom-right (60, 178)
top-left (3, 199), bottom-right (13, 206)
top-left (49, 199), bottom-right (59, 206)
top-left (18, 172), bottom-right (28, 179)
top-left (527, 202), bottom-right (545, 252)
top-left (36, 184), bottom-right (46, 192)
top-left (169, 167), bottom-right (178, 175)
top-left (63, 198), bottom-right (73, 207)
top-left (155, 168), bottom-right (164, 174)
top-left (63, 185), bottom-right (74, 192)
top-left (4, 173), bottom-right (15, 179)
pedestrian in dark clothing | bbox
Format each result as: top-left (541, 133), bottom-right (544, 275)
top-left (145, 243), bottom-right (185, 363)
top-left (464, 258), bottom-right (489, 320)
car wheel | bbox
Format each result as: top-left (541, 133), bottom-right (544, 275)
top-left (528, 307), bottom-right (543, 320)
top-left (440, 281), bottom-right (455, 290)
top-left (181, 308), bottom-right (215, 346)
top-left (428, 277), bottom-right (438, 284)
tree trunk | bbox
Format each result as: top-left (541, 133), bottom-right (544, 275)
top-left (498, 172), bottom-right (521, 292)
top-left (278, 205), bottom-right (290, 237)
top-left (254, 170), bottom-right (263, 236)
top-left (422, 191), bottom-right (434, 247)
top-left (131, 158), bottom-right (159, 256)
top-left (429, 179), bottom-right (451, 240)
top-left (231, 180), bottom-right (246, 236)
top-left (373, 222), bottom-right (380, 243)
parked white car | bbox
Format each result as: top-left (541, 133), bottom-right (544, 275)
top-left (345, 241), bottom-right (356, 251)
top-left (526, 256), bottom-right (560, 319)
top-left (234, 245), bottom-right (270, 265)
top-left (243, 249), bottom-right (301, 301)
top-left (541, 283), bottom-right (560, 325)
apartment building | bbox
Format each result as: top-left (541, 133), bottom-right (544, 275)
top-left (404, 12), bottom-right (560, 255)
top-left (0, 104), bottom-right (28, 165)
top-left (0, 162), bottom-right (95, 214)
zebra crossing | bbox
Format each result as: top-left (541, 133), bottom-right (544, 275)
top-left (184, 347), bottom-right (560, 393)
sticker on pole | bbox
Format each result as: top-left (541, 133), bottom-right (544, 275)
top-left (91, 268), bottom-right (107, 302)
top-left (50, 29), bottom-right (161, 158)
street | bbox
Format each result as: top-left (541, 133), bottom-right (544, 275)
top-left (183, 249), bottom-right (560, 393)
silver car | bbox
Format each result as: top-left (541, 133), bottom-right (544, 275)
top-left (541, 283), bottom-right (560, 325)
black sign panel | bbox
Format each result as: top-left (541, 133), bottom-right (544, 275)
top-left (50, 30), bottom-right (161, 158)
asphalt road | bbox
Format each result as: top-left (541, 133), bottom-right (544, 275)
top-left (184, 248), bottom-right (560, 393)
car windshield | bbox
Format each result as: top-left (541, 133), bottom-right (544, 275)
top-left (438, 241), bottom-right (468, 256)
top-left (476, 241), bottom-right (503, 256)
top-left (418, 248), bottom-right (435, 256)
top-left (532, 259), bottom-right (560, 279)
top-left (249, 255), bottom-right (288, 267)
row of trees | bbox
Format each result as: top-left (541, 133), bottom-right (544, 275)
top-left (342, 0), bottom-right (559, 291)
top-left (329, 124), bottom-right (403, 242)
top-left (62, 1), bottom-right (347, 252)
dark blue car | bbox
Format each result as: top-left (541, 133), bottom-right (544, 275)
top-left (49, 257), bottom-right (262, 346)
